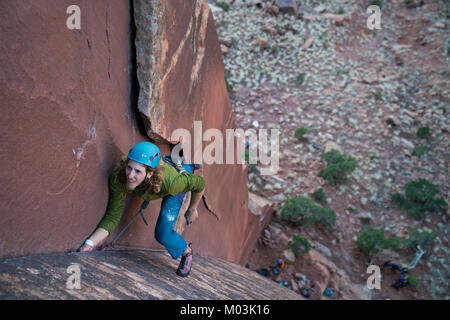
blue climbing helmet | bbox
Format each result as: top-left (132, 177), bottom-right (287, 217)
top-left (127, 142), bottom-right (161, 168)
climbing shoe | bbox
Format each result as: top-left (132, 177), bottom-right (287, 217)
top-left (176, 243), bottom-right (193, 277)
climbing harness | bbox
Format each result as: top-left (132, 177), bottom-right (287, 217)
top-left (164, 155), bottom-right (220, 221)
top-left (99, 155), bottom-right (206, 251)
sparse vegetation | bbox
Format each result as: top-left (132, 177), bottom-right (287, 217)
top-left (294, 127), bottom-right (307, 140)
top-left (407, 275), bottom-right (421, 289)
top-left (370, 0), bottom-right (383, 8)
top-left (355, 226), bottom-right (401, 258)
top-left (216, 1), bottom-right (230, 12)
top-left (416, 126), bottom-right (431, 139)
top-left (318, 149), bottom-right (358, 185)
top-left (403, 227), bottom-right (437, 251)
top-left (243, 149), bottom-right (256, 171)
top-left (280, 195), bottom-right (337, 228)
top-left (391, 178), bottom-right (447, 220)
top-left (312, 187), bottom-right (327, 204)
top-left (224, 69), bottom-right (234, 92)
top-left (289, 235), bottom-right (311, 257)
top-left (412, 145), bottom-right (430, 157)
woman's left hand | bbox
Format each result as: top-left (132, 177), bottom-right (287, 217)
top-left (185, 208), bottom-right (198, 226)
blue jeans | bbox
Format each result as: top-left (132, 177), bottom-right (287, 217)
top-left (154, 164), bottom-right (192, 259)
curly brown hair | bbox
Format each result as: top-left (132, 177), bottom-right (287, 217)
top-left (114, 155), bottom-right (165, 194)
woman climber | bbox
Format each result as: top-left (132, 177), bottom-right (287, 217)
top-left (79, 141), bottom-right (205, 277)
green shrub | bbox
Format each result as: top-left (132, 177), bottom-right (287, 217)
top-left (318, 149), bottom-right (358, 185)
top-left (295, 73), bottom-right (306, 85)
top-left (313, 205), bottom-right (337, 228)
top-left (355, 226), bottom-right (400, 258)
top-left (280, 195), bottom-right (337, 228)
top-left (337, 7), bottom-right (345, 14)
top-left (407, 275), bottom-right (421, 289)
top-left (383, 236), bottom-right (401, 251)
top-left (312, 187), bottom-right (327, 204)
top-left (416, 126), bottom-right (431, 139)
top-left (224, 69), bottom-right (233, 92)
top-left (216, 1), bottom-right (230, 11)
top-left (373, 90), bottom-right (383, 101)
top-left (289, 235), bottom-right (310, 257)
top-left (243, 149), bottom-right (256, 171)
top-left (335, 67), bottom-right (349, 76)
top-left (370, 0), bottom-right (383, 8)
top-left (391, 179), bottom-right (447, 220)
top-left (412, 145), bottom-right (430, 157)
top-left (403, 227), bottom-right (437, 251)
top-left (294, 127), bottom-right (307, 140)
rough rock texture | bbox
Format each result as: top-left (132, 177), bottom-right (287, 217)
top-left (306, 249), bottom-right (372, 300)
top-left (0, 249), bottom-right (302, 300)
top-left (0, 0), bottom-right (144, 258)
top-left (124, 0), bottom-right (255, 264)
top-left (0, 0), bottom-right (261, 267)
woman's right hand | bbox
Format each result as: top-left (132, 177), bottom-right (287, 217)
top-left (78, 243), bottom-right (94, 252)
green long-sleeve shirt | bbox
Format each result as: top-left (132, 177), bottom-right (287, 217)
top-left (97, 161), bottom-right (205, 234)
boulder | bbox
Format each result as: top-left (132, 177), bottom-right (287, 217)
top-left (254, 37), bottom-right (270, 49)
top-left (282, 248), bottom-right (297, 263)
top-left (315, 242), bottom-right (332, 258)
top-left (322, 13), bottom-right (345, 25)
top-left (302, 37), bottom-right (315, 50)
top-left (275, 0), bottom-right (298, 16)
top-left (220, 44), bottom-right (230, 55)
top-left (313, 5), bottom-right (327, 14)
top-left (432, 22), bottom-right (446, 29)
top-left (265, 5), bottom-right (280, 16)
top-left (386, 115), bottom-right (401, 127)
top-left (392, 136), bottom-right (415, 151)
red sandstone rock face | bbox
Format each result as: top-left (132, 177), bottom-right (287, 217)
top-left (0, 0), bottom-right (143, 258)
top-left (0, 0), bottom-right (263, 264)
top-left (124, 0), bottom-right (257, 263)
